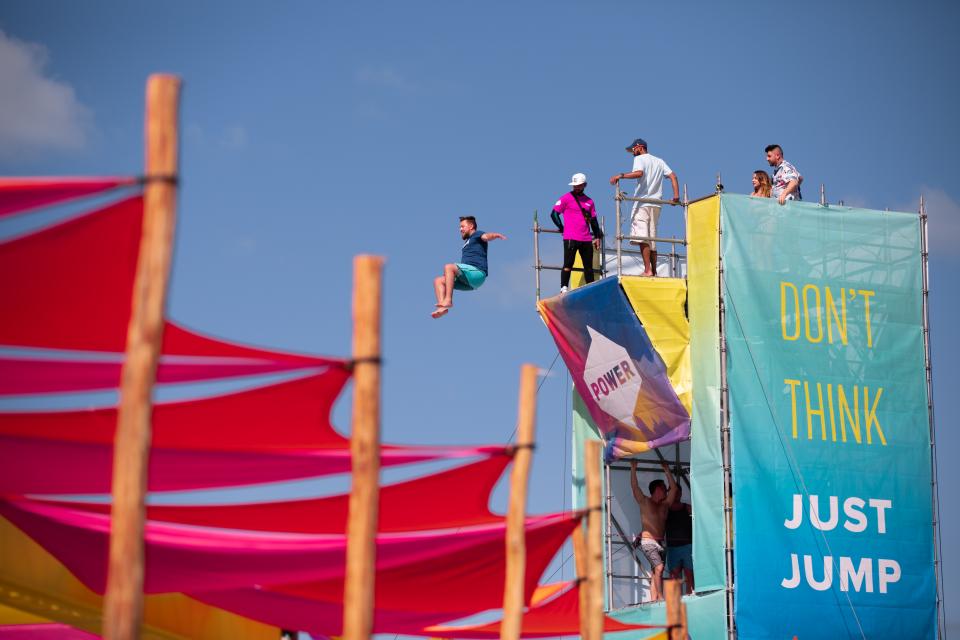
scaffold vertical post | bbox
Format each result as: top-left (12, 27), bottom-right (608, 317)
top-left (533, 210), bottom-right (541, 303)
top-left (615, 187), bottom-right (623, 278)
top-left (604, 461), bottom-right (614, 608)
top-left (919, 195), bottom-right (945, 638)
top-left (820, 183), bottom-right (826, 206)
top-left (682, 183), bottom-right (688, 225)
top-left (600, 215), bottom-right (607, 278)
top-left (718, 213), bottom-right (736, 639)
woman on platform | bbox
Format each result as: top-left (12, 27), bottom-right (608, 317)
top-left (750, 170), bottom-right (772, 198)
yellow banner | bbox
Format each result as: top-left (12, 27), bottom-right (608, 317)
top-left (620, 276), bottom-right (692, 416)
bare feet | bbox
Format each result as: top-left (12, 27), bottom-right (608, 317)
top-left (431, 307), bottom-right (450, 319)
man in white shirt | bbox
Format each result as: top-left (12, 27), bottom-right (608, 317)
top-left (610, 138), bottom-right (680, 277)
top-left (765, 144), bottom-right (803, 205)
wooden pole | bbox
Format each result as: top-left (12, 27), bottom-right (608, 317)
top-left (584, 440), bottom-right (604, 640)
top-left (342, 256), bottom-right (384, 640)
top-left (571, 523), bottom-right (591, 640)
top-left (664, 579), bottom-right (684, 640)
top-left (103, 74), bottom-right (181, 640)
top-left (500, 364), bottom-right (538, 640)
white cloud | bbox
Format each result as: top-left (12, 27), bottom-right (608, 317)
top-left (354, 65), bottom-right (416, 92)
top-left (917, 187), bottom-right (960, 258)
top-left (220, 125), bottom-right (248, 151)
top-left (0, 30), bottom-right (90, 158)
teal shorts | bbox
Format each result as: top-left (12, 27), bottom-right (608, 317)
top-left (454, 264), bottom-right (487, 291)
top-left (666, 544), bottom-right (693, 572)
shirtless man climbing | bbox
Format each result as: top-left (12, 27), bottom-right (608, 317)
top-left (630, 459), bottom-right (678, 602)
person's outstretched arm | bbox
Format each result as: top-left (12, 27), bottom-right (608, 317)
top-left (663, 461), bottom-right (679, 504)
top-left (630, 460), bottom-right (648, 506)
top-left (611, 168), bottom-right (645, 186)
top-left (481, 232), bottom-right (507, 242)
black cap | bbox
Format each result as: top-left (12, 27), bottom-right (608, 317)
top-left (626, 138), bottom-right (647, 151)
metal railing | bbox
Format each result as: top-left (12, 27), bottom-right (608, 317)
top-left (532, 214), bottom-right (607, 302)
top-left (613, 186), bottom-right (689, 279)
top-left (532, 184), bottom-right (698, 302)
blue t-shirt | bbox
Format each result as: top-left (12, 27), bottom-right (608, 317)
top-left (460, 230), bottom-right (488, 274)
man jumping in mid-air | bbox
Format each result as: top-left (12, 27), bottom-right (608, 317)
top-left (432, 216), bottom-right (506, 319)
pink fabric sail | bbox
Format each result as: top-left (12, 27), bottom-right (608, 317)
top-left (0, 176), bottom-right (137, 219)
top-left (195, 589), bottom-right (467, 637)
top-left (265, 514), bottom-right (579, 614)
top-left (0, 434), bottom-right (499, 494)
top-left (424, 581), bottom-right (664, 638)
top-left (190, 517), bottom-right (580, 634)
top-left (35, 454), bottom-right (511, 532)
top-left (0, 371), bottom-right (507, 493)
top-left (0, 196), bottom-right (142, 353)
top-left (0, 498), bottom-right (576, 597)
top-left (0, 623), bottom-right (100, 639)
top-left (0, 194), bottom-right (338, 366)
top-left (161, 321), bottom-right (332, 362)
top-left (0, 372), bottom-right (348, 451)
top-left (0, 354), bottom-right (334, 396)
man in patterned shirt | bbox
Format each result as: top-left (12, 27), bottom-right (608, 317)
top-left (765, 144), bottom-right (803, 205)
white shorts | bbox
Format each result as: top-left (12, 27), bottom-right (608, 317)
top-left (630, 204), bottom-right (661, 249)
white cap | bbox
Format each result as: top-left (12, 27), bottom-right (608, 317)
top-left (569, 173), bottom-right (587, 186)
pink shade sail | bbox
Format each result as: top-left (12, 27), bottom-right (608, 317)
top-left (161, 321), bottom-right (333, 363)
top-left (0, 370), bottom-right (507, 493)
top-left (191, 518), bottom-right (580, 634)
top-left (0, 435), bottom-right (499, 494)
top-left (195, 589), bottom-right (472, 637)
top-left (36, 454), bottom-right (511, 532)
top-left (0, 372), bottom-right (349, 452)
top-left (0, 623), bottom-right (100, 639)
top-left (424, 581), bottom-right (665, 638)
top-left (0, 196), bottom-right (142, 353)
top-left (266, 514), bottom-right (580, 614)
top-left (0, 194), bottom-right (338, 365)
top-left (0, 176), bottom-right (137, 219)
top-left (0, 498), bottom-right (576, 598)
top-left (0, 354), bottom-right (336, 396)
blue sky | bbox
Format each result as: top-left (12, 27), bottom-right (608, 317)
top-left (1, 0), bottom-right (958, 634)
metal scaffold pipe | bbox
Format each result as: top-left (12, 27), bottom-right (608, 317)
top-left (533, 210), bottom-right (541, 304)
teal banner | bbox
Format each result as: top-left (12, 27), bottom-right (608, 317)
top-left (720, 195), bottom-right (936, 638)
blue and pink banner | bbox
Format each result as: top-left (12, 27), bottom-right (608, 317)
top-left (538, 277), bottom-right (690, 460)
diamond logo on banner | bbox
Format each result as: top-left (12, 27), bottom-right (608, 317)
top-left (583, 326), bottom-right (643, 426)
